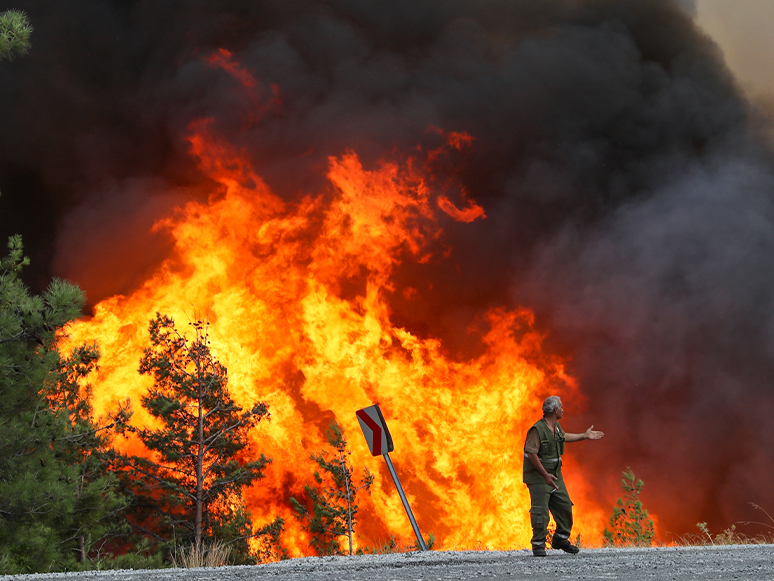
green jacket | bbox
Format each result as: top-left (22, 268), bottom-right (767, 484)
top-left (523, 418), bottom-right (565, 485)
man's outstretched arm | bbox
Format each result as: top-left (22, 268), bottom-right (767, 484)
top-left (565, 425), bottom-right (604, 442)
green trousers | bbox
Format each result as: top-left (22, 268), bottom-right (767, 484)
top-left (526, 475), bottom-right (573, 548)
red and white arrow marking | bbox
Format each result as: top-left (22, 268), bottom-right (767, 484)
top-left (355, 404), bottom-right (393, 456)
top-left (356, 408), bottom-right (383, 455)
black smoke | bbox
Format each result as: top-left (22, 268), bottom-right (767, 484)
top-left (1, 0), bottom-right (773, 536)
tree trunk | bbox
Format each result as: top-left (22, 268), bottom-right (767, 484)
top-left (343, 451), bottom-right (353, 556)
top-left (195, 382), bottom-right (205, 550)
top-left (77, 461), bottom-right (87, 561)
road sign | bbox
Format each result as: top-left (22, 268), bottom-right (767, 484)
top-left (355, 403), bottom-right (426, 551)
top-left (355, 404), bottom-right (394, 456)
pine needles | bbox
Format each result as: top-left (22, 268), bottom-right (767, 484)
top-left (0, 10), bottom-right (32, 62)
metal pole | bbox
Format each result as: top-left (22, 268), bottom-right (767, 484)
top-left (383, 452), bottom-right (427, 551)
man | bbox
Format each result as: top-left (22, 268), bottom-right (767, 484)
top-left (523, 395), bottom-right (604, 557)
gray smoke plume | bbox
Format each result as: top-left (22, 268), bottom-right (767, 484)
top-left (1, 0), bottom-right (772, 535)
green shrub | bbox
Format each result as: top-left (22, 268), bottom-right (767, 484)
top-left (603, 467), bottom-right (654, 547)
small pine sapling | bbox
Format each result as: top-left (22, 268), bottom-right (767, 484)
top-left (603, 466), bottom-right (655, 547)
top-left (290, 422), bottom-right (374, 555)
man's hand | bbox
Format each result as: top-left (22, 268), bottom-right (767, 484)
top-left (584, 425), bottom-right (604, 440)
top-left (527, 452), bottom-right (558, 489)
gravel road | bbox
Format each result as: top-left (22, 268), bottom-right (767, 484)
top-left (4, 545), bottom-right (773, 581)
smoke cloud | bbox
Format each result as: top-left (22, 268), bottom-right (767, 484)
top-left (1, 0), bottom-right (773, 535)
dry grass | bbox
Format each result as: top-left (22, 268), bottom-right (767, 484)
top-left (171, 540), bottom-right (232, 568)
top-left (674, 503), bottom-right (774, 546)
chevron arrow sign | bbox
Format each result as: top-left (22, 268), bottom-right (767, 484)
top-left (355, 404), bottom-right (394, 456)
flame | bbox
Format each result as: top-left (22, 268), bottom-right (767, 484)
top-left (204, 49), bottom-right (281, 125)
top-left (60, 118), bottom-right (608, 556)
top-left (436, 194), bottom-right (486, 223)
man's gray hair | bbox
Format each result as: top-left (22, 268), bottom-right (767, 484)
top-left (543, 395), bottom-right (562, 416)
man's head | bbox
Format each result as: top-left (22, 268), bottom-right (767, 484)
top-left (543, 395), bottom-right (563, 418)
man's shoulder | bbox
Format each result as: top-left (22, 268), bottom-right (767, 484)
top-left (531, 418), bottom-right (548, 431)
top-left (524, 425), bottom-right (541, 453)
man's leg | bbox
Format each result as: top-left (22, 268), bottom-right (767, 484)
top-left (526, 483), bottom-right (551, 556)
top-left (548, 476), bottom-right (578, 554)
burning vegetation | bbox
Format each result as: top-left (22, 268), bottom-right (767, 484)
top-left (59, 121), bottom-right (598, 555)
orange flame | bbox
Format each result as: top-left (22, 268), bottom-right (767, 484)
top-left (60, 118), bottom-right (607, 556)
top-left (436, 194), bottom-right (486, 223)
top-left (206, 49), bottom-right (259, 89)
top-left (204, 49), bottom-right (281, 124)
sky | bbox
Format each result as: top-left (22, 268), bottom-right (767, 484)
top-left (696, 0), bottom-right (774, 101)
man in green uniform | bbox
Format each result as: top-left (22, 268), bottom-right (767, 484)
top-left (523, 395), bottom-right (604, 556)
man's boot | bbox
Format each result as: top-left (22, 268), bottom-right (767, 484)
top-left (532, 546), bottom-right (547, 557)
top-left (551, 537), bottom-right (579, 554)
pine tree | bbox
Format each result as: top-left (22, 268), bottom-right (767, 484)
top-left (0, 235), bottom-right (123, 572)
top-left (290, 422), bottom-right (374, 555)
top-left (50, 344), bottom-right (131, 566)
top-left (603, 466), bottom-right (655, 547)
top-left (123, 313), bottom-right (279, 563)
top-left (0, 9), bottom-right (32, 61)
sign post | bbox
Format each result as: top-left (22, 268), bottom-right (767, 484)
top-left (356, 404), bottom-right (427, 551)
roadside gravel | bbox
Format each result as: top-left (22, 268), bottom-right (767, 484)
top-left (3, 545), bottom-right (773, 581)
